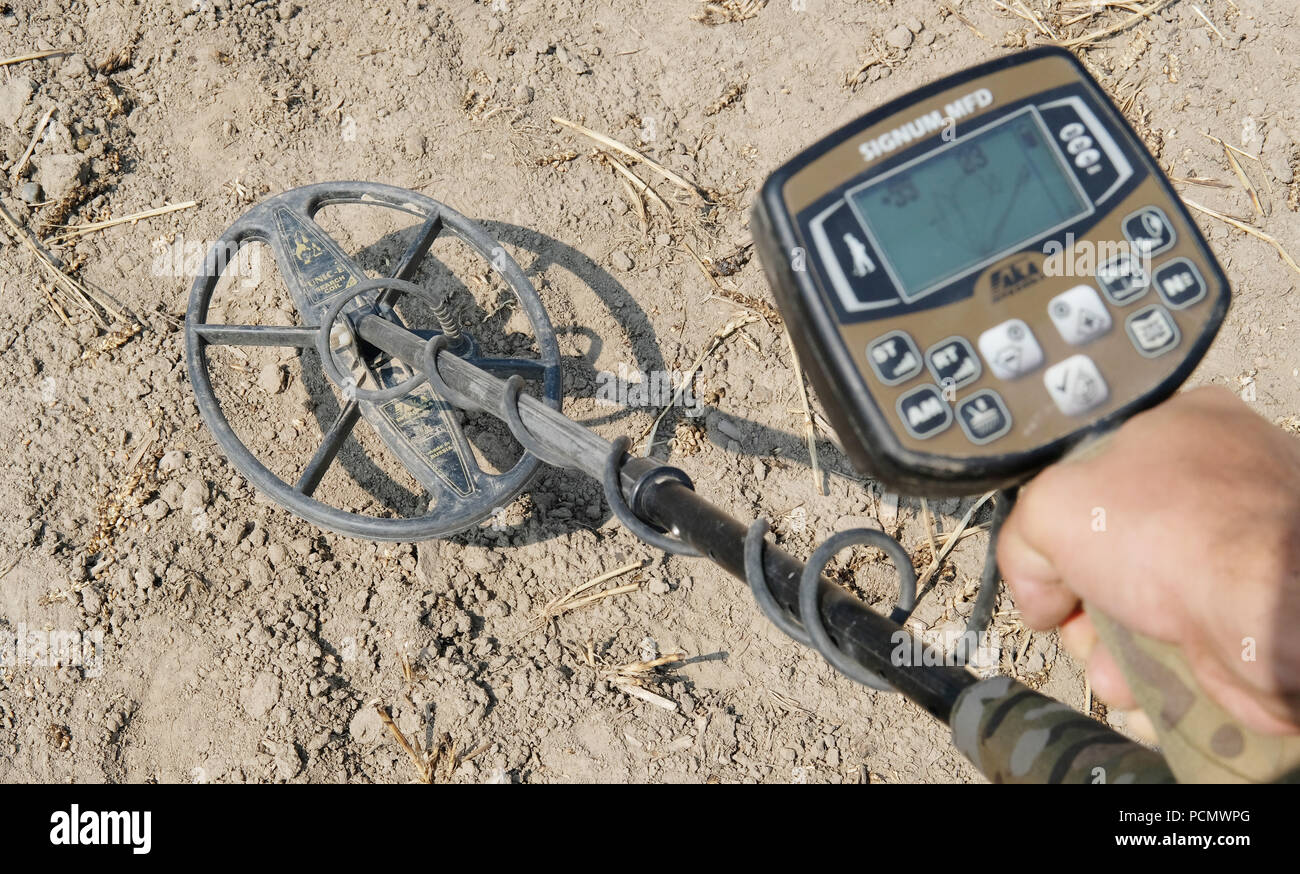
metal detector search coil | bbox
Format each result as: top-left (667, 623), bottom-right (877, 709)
top-left (751, 46), bottom-right (1229, 495)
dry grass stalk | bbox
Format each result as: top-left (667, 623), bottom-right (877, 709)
top-left (532, 560), bottom-right (645, 630)
top-left (11, 106), bottom-right (54, 183)
top-left (46, 200), bottom-right (198, 244)
top-left (1190, 4), bottom-right (1228, 42)
top-left (783, 327), bottom-right (825, 496)
top-left (0, 199), bottom-right (133, 329)
top-left (1203, 132), bottom-right (1268, 216)
top-left (582, 644), bottom-right (686, 711)
top-left (993, 0), bottom-right (1059, 39)
top-left (619, 175), bottom-right (649, 232)
top-left (915, 492), bottom-right (995, 591)
top-left (1182, 196), bottom-right (1300, 276)
top-left (598, 149), bottom-right (673, 215)
top-left (1061, 0), bottom-right (1176, 48)
top-left (0, 49), bottom-right (62, 67)
top-left (551, 115), bottom-right (710, 203)
top-left (638, 312), bottom-right (760, 453)
top-left (373, 704), bottom-right (467, 784)
top-left (944, 3), bottom-right (992, 42)
top-left (1172, 175), bottom-right (1232, 189)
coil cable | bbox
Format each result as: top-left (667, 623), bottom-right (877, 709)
top-left (423, 335), bottom-right (1017, 691)
top-left (744, 489), bottom-right (1016, 689)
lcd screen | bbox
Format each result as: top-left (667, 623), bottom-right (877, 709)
top-left (848, 109), bottom-right (1089, 302)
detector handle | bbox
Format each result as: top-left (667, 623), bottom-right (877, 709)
top-left (949, 673), bottom-right (1174, 784)
top-left (1088, 611), bottom-right (1300, 783)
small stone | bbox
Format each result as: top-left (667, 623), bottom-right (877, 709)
top-left (158, 450), bottom-right (186, 473)
top-left (274, 748), bottom-right (302, 780)
top-left (34, 153), bottom-right (88, 202)
top-left (242, 672), bottom-right (281, 718)
top-left (348, 706), bottom-right (383, 744)
top-left (247, 560), bottom-right (271, 588)
top-left (885, 25), bottom-right (914, 49)
top-left (712, 414), bottom-right (744, 442)
top-left (18, 181), bottom-right (41, 203)
top-left (60, 54), bottom-right (89, 78)
top-left (142, 499), bottom-right (169, 521)
top-left (611, 249), bottom-right (633, 271)
top-left (259, 363), bottom-right (286, 394)
top-left (181, 479), bottom-right (209, 513)
top-left (513, 84), bottom-right (534, 104)
top-left (267, 543), bottom-right (287, 566)
top-left (0, 76), bottom-right (33, 127)
top-left (648, 580), bottom-right (671, 595)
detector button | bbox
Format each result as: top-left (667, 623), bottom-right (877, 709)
top-left (866, 330), bottom-right (923, 386)
top-left (956, 390), bottom-right (1013, 445)
top-left (1047, 285), bottom-right (1112, 345)
top-left (896, 384), bottom-right (953, 439)
top-left (978, 319), bottom-right (1044, 380)
top-left (1044, 355), bottom-right (1109, 416)
top-left (925, 336), bottom-right (981, 390)
top-left (1123, 206), bottom-right (1176, 257)
top-left (1125, 305), bottom-right (1181, 358)
top-left (1096, 252), bottom-right (1150, 305)
top-left (1154, 258), bottom-right (1207, 309)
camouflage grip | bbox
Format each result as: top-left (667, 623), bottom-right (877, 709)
top-left (950, 674), bottom-right (1175, 783)
top-left (1088, 610), bottom-right (1300, 783)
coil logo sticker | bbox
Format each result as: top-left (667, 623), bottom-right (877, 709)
top-left (49, 805), bottom-right (152, 855)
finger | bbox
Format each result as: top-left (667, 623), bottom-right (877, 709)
top-left (998, 517), bottom-right (1078, 629)
top-left (1086, 641), bottom-right (1140, 711)
top-left (1058, 610), bottom-right (1097, 663)
top-left (1124, 708), bottom-right (1159, 744)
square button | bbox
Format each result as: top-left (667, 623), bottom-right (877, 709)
top-left (1125, 304), bottom-right (1181, 358)
top-left (1154, 258), bottom-right (1206, 309)
top-left (1048, 285), bottom-right (1113, 345)
top-left (896, 384), bottom-right (953, 439)
top-left (1123, 206), bottom-right (1176, 257)
top-left (1096, 253), bottom-right (1150, 305)
top-left (1044, 355), bottom-right (1109, 416)
top-left (866, 330), bottom-right (922, 385)
top-left (925, 336), bottom-right (981, 390)
top-left (956, 390), bottom-right (1012, 445)
top-left (978, 319), bottom-right (1044, 380)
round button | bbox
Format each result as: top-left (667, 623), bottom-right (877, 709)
top-left (1060, 122), bottom-right (1086, 141)
top-left (1074, 148), bottom-right (1102, 168)
top-left (1067, 135), bottom-right (1094, 155)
